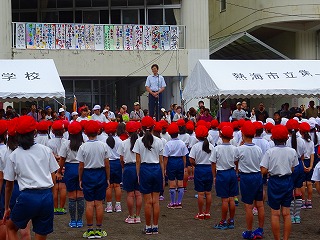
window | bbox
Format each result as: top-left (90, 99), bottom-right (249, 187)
top-left (57, 0), bottom-right (73, 8)
top-left (83, 11), bottom-right (99, 24)
top-left (122, 9), bottom-right (139, 24)
top-left (41, 12), bottom-right (59, 23)
top-left (20, 0), bottom-right (37, 9)
top-left (76, 0), bottom-right (91, 7)
top-left (111, 0), bottom-right (127, 6)
top-left (59, 11), bottom-right (73, 23)
top-left (111, 10), bottom-right (121, 24)
top-left (20, 12), bottom-right (37, 22)
top-left (12, 0), bottom-right (19, 9)
top-left (220, 0), bottom-right (226, 12)
top-left (148, 9), bottom-right (163, 25)
top-left (165, 8), bottom-right (180, 25)
top-left (147, 0), bottom-right (163, 5)
top-left (93, 0), bottom-right (109, 7)
top-left (100, 10), bottom-right (109, 24)
top-left (41, 0), bottom-right (56, 8)
top-left (128, 0), bottom-right (144, 6)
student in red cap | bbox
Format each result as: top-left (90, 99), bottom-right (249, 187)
top-left (261, 125), bottom-right (298, 240)
top-left (35, 120), bottom-right (50, 146)
top-left (189, 125), bottom-right (214, 220)
top-left (3, 116), bottom-right (59, 240)
top-left (159, 120), bottom-right (171, 142)
top-left (117, 121), bottom-right (142, 224)
top-left (56, 121), bottom-right (85, 228)
top-left (235, 121), bottom-right (265, 239)
top-left (163, 123), bottom-right (188, 209)
top-left (48, 120), bottom-right (68, 215)
top-left (77, 120), bottom-right (110, 239)
top-left (263, 122), bottom-right (274, 144)
top-left (133, 116), bottom-right (164, 235)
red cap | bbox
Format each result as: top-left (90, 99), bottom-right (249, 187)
top-left (126, 121), bottom-right (139, 133)
top-left (272, 125), bottom-right (289, 140)
top-left (16, 116), bottom-right (37, 134)
top-left (167, 123), bottom-right (179, 135)
top-left (195, 125), bottom-right (209, 138)
top-left (104, 122), bottom-right (118, 134)
top-left (79, 106), bottom-right (88, 112)
top-left (153, 122), bottom-right (163, 132)
top-left (0, 120), bottom-right (8, 135)
top-left (231, 121), bottom-right (239, 130)
top-left (211, 119), bottom-right (219, 128)
top-left (238, 118), bottom-right (246, 127)
top-left (85, 120), bottom-right (100, 134)
top-left (220, 126), bottom-right (233, 139)
top-left (286, 119), bottom-right (299, 131)
top-left (264, 122), bottom-right (274, 131)
top-left (79, 120), bottom-right (88, 129)
top-left (176, 119), bottom-right (186, 127)
top-left (241, 121), bottom-right (256, 137)
top-left (68, 122), bottom-right (82, 135)
top-left (52, 120), bottom-right (64, 131)
top-left (62, 120), bottom-right (69, 129)
top-left (141, 116), bottom-right (155, 128)
top-left (196, 120), bottom-right (206, 127)
top-left (253, 121), bottom-right (263, 130)
top-left (7, 118), bottom-right (17, 136)
top-left (159, 120), bottom-right (169, 129)
top-left (36, 121), bottom-right (49, 131)
top-left (218, 121), bottom-right (233, 130)
top-left (299, 122), bottom-right (310, 133)
top-left (186, 121), bottom-right (195, 131)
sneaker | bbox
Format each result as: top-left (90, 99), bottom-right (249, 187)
top-left (54, 208), bottom-right (59, 215)
top-left (159, 195), bottom-right (165, 201)
top-left (252, 228), bottom-right (264, 239)
top-left (134, 216), bottom-right (141, 223)
top-left (105, 205), bottom-right (113, 213)
top-left (83, 230), bottom-right (95, 239)
top-left (214, 220), bottom-right (228, 230)
top-left (252, 207), bottom-right (258, 216)
top-left (204, 212), bottom-right (211, 220)
top-left (60, 208), bottom-right (67, 214)
top-left (143, 227), bottom-right (153, 235)
top-left (227, 219), bottom-right (235, 229)
top-left (95, 229), bottom-right (107, 238)
top-left (114, 204), bottom-right (122, 212)
top-left (69, 220), bottom-right (77, 228)
top-left (167, 203), bottom-right (175, 209)
top-left (234, 198), bottom-right (239, 207)
top-left (175, 203), bottom-right (183, 209)
top-left (77, 220), bottom-right (84, 228)
top-left (152, 227), bottom-right (159, 234)
top-left (194, 213), bottom-right (205, 220)
top-left (301, 201), bottom-right (306, 209)
top-left (294, 216), bottom-right (301, 224)
top-left (125, 216), bottom-right (135, 224)
top-left (307, 201), bottom-right (312, 209)
top-left (242, 230), bottom-right (254, 239)
top-left (291, 217), bottom-right (296, 224)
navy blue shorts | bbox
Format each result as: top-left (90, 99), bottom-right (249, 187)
top-left (82, 168), bottom-right (107, 201)
top-left (64, 163), bottom-right (81, 192)
top-left (0, 181), bottom-right (21, 219)
top-left (123, 163), bottom-right (139, 192)
top-left (166, 156), bottom-right (184, 181)
top-left (303, 159), bottom-right (314, 182)
top-left (268, 175), bottom-right (293, 210)
top-left (110, 159), bottom-right (122, 184)
top-left (240, 172), bottom-right (263, 205)
top-left (194, 165), bottom-right (213, 192)
top-left (139, 163), bottom-right (162, 194)
top-left (186, 151), bottom-right (191, 167)
top-left (215, 169), bottom-right (239, 198)
top-left (292, 159), bottom-right (304, 188)
top-left (11, 189), bottom-right (54, 235)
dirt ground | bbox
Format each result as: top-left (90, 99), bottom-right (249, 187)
top-left (48, 182), bottom-right (320, 240)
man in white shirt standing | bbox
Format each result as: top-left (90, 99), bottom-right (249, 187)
top-left (91, 105), bottom-right (107, 122)
top-left (145, 64), bottom-right (166, 121)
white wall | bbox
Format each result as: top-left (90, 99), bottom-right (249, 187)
top-left (0, 0), bottom-right (12, 59)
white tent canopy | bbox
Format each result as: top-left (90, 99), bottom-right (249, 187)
top-left (183, 59), bottom-right (320, 100)
top-left (0, 59), bottom-right (65, 102)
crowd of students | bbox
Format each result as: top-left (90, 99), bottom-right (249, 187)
top-left (0, 100), bottom-right (320, 240)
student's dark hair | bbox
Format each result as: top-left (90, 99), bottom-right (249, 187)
top-left (198, 137), bottom-right (211, 154)
top-left (116, 123), bottom-right (126, 136)
top-left (142, 126), bottom-right (154, 150)
top-left (0, 134), bottom-right (6, 144)
top-left (138, 129), bottom-right (144, 137)
top-left (107, 133), bottom-right (115, 149)
top-left (170, 133), bottom-right (178, 139)
top-left (151, 64), bottom-right (159, 70)
top-left (187, 129), bottom-right (193, 135)
top-left (53, 129), bottom-right (64, 137)
top-left (153, 130), bottom-right (161, 139)
top-left (37, 130), bottom-right (48, 135)
top-left (290, 130), bottom-right (297, 151)
top-left (17, 131), bottom-right (35, 150)
top-left (161, 127), bottom-right (166, 134)
top-left (255, 129), bottom-right (263, 137)
top-left (310, 128), bottom-right (318, 145)
top-left (129, 132), bottom-right (138, 151)
top-left (69, 132), bottom-right (83, 151)
top-left (179, 126), bottom-right (186, 134)
top-left (86, 132), bottom-right (98, 138)
top-left (7, 135), bottom-right (18, 151)
top-left (303, 132), bottom-right (311, 142)
top-left (274, 139), bottom-right (287, 146)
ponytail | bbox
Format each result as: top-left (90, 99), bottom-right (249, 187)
top-left (106, 133), bottom-right (115, 149)
top-left (291, 130), bottom-right (297, 151)
top-left (7, 135), bottom-right (18, 151)
top-left (303, 132), bottom-right (311, 142)
top-left (129, 132), bottom-right (138, 151)
top-left (202, 137), bottom-right (211, 154)
top-left (142, 127), bottom-right (154, 150)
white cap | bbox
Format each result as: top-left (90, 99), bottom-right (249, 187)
top-left (308, 117), bottom-right (316, 129)
top-left (161, 108), bottom-right (166, 112)
top-left (71, 111), bottom-right (78, 116)
top-left (280, 117), bottom-right (288, 126)
top-left (102, 109), bottom-right (108, 114)
top-left (58, 108), bottom-right (65, 113)
top-left (92, 105), bottom-right (101, 111)
top-left (265, 118), bottom-right (275, 125)
top-left (134, 102), bottom-right (140, 106)
top-left (236, 102), bottom-right (241, 105)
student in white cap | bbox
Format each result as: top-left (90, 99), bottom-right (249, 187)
top-left (91, 105), bottom-right (107, 123)
top-left (129, 102), bottom-right (144, 122)
top-left (59, 108), bottom-right (68, 121)
top-left (70, 112), bottom-right (79, 123)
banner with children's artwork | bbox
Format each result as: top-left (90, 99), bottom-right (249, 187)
top-left (151, 26), bottom-right (160, 50)
top-left (124, 25), bottom-right (134, 50)
top-left (160, 26), bottom-right (170, 50)
top-left (114, 25), bottom-right (123, 50)
top-left (85, 24), bottom-right (95, 50)
top-left (134, 25), bottom-right (143, 50)
top-left (170, 26), bottom-right (179, 50)
top-left (94, 25), bottom-right (104, 50)
top-left (26, 23), bottom-right (36, 49)
top-left (65, 24), bottom-right (75, 50)
top-left (55, 24), bottom-right (66, 49)
top-left (35, 24), bottom-right (46, 49)
top-left (143, 25), bottom-right (152, 50)
top-left (75, 24), bottom-right (85, 50)
top-left (104, 25), bottom-right (114, 50)
top-left (15, 23), bottom-right (26, 49)
top-left (44, 24), bottom-right (56, 49)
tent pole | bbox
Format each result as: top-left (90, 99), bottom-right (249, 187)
top-left (219, 95), bottom-right (222, 122)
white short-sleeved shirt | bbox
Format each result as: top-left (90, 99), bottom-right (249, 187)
top-left (161, 138), bottom-right (167, 149)
top-left (263, 133), bottom-right (272, 142)
top-left (76, 116), bottom-right (89, 122)
top-left (210, 143), bottom-right (237, 170)
top-left (286, 135), bottom-right (306, 158)
top-left (132, 136), bottom-right (163, 164)
top-left (106, 136), bottom-right (122, 160)
top-left (145, 74), bottom-right (166, 92)
top-left (311, 161), bottom-right (320, 181)
top-left (4, 144), bottom-right (59, 191)
top-left (189, 141), bottom-right (214, 165)
top-left (76, 140), bottom-right (110, 168)
top-left (253, 137), bottom-right (271, 155)
top-left (260, 146), bottom-right (299, 176)
top-left (34, 134), bottom-right (50, 147)
top-left (97, 132), bottom-right (108, 143)
top-left (91, 114), bottom-right (107, 123)
top-left (63, 131), bottom-right (69, 140)
top-left (188, 135), bottom-right (199, 149)
top-left (0, 144), bottom-right (7, 171)
top-left (48, 137), bottom-right (68, 156)
top-left (208, 130), bottom-right (219, 146)
top-left (310, 131), bottom-right (320, 146)
top-left (303, 139), bottom-right (315, 159)
top-left (58, 140), bottom-right (81, 164)
top-left (161, 132), bottom-right (171, 142)
top-left (163, 138), bottom-right (189, 157)
top-left (235, 143), bottom-right (263, 173)
top-left (117, 138), bottom-right (136, 164)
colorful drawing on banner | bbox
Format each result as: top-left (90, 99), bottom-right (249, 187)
top-left (75, 24), bottom-right (85, 49)
top-left (85, 24), bottom-right (95, 49)
top-left (94, 25), bottom-right (104, 50)
top-left (114, 25), bottom-right (123, 50)
top-left (104, 25), bottom-right (114, 50)
top-left (16, 23), bottom-right (26, 49)
top-left (152, 26), bottom-right (160, 50)
top-left (45, 24), bottom-right (56, 49)
top-left (35, 24), bottom-right (46, 49)
top-left (170, 26), bottom-right (179, 50)
top-left (65, 24), bottom-right (75, 49)
top-left (160, 26), bottom-right (170, 50)
top-left (143, 25), bottom-right (152, 50)
top-left (56, 24), bottom-right (66, 49)
top-left (26, 23), bottom-right (36, 49)
top-left (124, 25), bottom-right (134, 50)
top-left (134, 25), bottom-right (143, 50)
